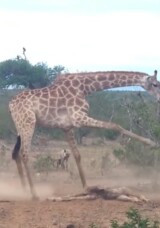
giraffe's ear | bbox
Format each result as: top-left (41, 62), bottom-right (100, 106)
top-left (153, 70), bottom-right (158, 79)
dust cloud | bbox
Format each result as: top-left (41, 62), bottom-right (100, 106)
top-left (0, 178), bottom-right (53, 201)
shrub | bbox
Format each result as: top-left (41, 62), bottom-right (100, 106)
top-left (113, 140), bottom-right (160, 168)
top-left (33, 155), bottom-right (55, 172)
top-left (89, 223), bottom-right (101, 228)
top-left (111, 208), bottom-right (159, 228)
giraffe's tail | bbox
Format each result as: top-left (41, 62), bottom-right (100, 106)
top-left (12, 135), bottom-right (21, 160)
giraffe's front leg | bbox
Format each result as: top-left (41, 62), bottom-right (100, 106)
top-left (64, 129), bottom-right (87, 189)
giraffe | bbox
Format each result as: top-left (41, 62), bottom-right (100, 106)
top-left (9, 70), bottom-right (160, 199)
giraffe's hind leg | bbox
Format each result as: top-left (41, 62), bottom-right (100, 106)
top-left (23, 155), bottom-right (38, 200)
top-left (17, 112), bottom-right (38, 200)
top-left (15, 155), bottom-right (26, 189)
top-left (12, 136), bottom-right (26, 189)
top-left (75, 115), bottom-right (156, 146)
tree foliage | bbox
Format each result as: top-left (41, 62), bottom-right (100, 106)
top-left (0, 57), bottom-right (66, 89)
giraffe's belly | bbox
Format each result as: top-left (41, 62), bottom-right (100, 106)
top-left (37, 112), bottom-right (73, 129)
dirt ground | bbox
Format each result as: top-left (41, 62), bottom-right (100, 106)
top-left (0, 140), bottom-right (160, 228)
top-left (0, 178), bottom-right (160, 228)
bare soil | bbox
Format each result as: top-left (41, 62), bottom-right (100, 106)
top-left (0, 140), bottom-right (160, 228)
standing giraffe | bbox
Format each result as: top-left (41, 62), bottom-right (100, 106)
top-left (9, 70), bottom-right (160, 199)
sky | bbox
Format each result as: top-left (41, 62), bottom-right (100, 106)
top-left (0, 0), bottom-right (160, 78)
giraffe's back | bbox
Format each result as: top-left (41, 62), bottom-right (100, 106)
top-left (9, 79), bottom-right (90, 130)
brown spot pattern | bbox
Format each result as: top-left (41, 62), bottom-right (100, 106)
top-left (67, 98), bottom-right (75, 106)
top-left (121, 76), bottom-right (127, 80)
top-left (108, 74), bottom-right (115, 80)
top-left (42, 93), bottom-right (49, 99)
top-left (69, 86), bottom-right (77, 95)
top-left (57, 98), bottom-right (66, 106)
top-left (40, 99), bottom-right (48, 106)
top-left (72, 79), bottom-right (79, 87)
top-left (85, 78), bottom-right (92, 84)
top-left (49, 107), bottom-right (56, 114)
top-left (64, 80), bottom-right (71, 87)
top-left (57, 88), bottom-right (64, 97)
top-left (57, 107), bottom-right (66, 114)
top-left (97, 74), bottom-right (107, 81)
top-left (79, 84), bottom-right (84, 91)
top-left (50, 90), bottom-right (57, 97)
top-left (41, 107), bottom-right (48, 116)
top-left (34, 92), bottom-right (41, 97)
top-left (75, 98), bottom-right (84, 106)
top-left (49, 98), bottom-right (57, 106)
top-left (61, 86), bottom-right (69, 94)
top-left (102, 81), bottom-right (110, 88)
top-left (93, 81), bottom-right (100, 88)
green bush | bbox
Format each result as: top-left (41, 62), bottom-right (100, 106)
top-left (95, 129), bottom-right (119, 140)
top-left (111, 208), bottom-right (159, 228)
top-left (35, 127), bottom-right (65, 140)
top-left (33, 155), bottom-right (55, 172)
top-left (113, 148), bottom-right (126, 161)
top-left (89, 223), bottom-right (101, 228)
top-left (113, 140), bottom-right (160, 169)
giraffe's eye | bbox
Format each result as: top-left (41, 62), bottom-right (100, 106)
top-left (152, 83), bottom-right (158, 87)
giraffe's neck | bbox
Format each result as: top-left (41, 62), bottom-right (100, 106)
top-left (79, 71), bottom-right (149, 94)
top-left (60, 71), bottom-right (149, 95)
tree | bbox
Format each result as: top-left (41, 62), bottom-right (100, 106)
top-left (0, 57), bottom-right (66, 89)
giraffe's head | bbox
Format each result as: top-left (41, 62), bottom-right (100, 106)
top-left (144, 70), bottom-right (160, 102)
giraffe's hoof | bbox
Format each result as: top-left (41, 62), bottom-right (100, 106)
top-left (84, 185), bottom-right (89, 192)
